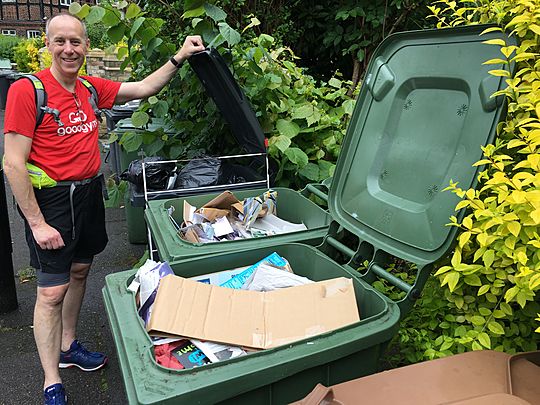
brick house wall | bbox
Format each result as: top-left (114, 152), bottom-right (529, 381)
top-left (0, 0), bottom-right (97, 38)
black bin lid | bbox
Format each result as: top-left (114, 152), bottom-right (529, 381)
top-left (188, 49), bottom-right (266, 155)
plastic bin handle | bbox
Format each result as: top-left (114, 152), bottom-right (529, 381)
top-left (305, 184), bottom-right (328, 203)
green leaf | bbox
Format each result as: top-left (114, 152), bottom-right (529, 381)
top-left (507, 221), bottom-right (521, 237)
top-left (472, 341), bottom-right (483, 351)
top-left (183, 6), bottom-right (205, 18)
top-left (479, 307), bottom-right (492, 316)
top-left (478, 285), bottom-right (490, 295)
top-left (482, 39), bottom-right (507, 46)
top-left (292, 104), bottom-right (314, 120)
top-left (500, 302), bottom-right (513, 316)
top-left (152, 100), bottom-right (168, 118)
top-left (471, 315), bottom-right (485, 326)
top-left (218, 22), bottom-right (241, 47)
top-left (144, 138), bottom-right (165, 156)
top-left (119, 131), bottom-right (143, 152)
top-left (204, 3), bottom-right (227, 22)
top-left (86, 6), bottom-right (106, 25)
top-left (145, 37), bottom-right (163, 57)
top-left (487, 321), bottom-right (505, 335)
top-left (184, 0), bottom-right (204, 10)
top-left (440, 339), bottom-right (454, 351)
top-left (318, 160), bottom-right (335, 180)
top-left (268, 135), bottom-right (291, 153)
top-left (131, 111), bottom-right (149, 128)
top-left (299, 163), bottom-right (320, 181)
top-left (483, 249), bottom-right (495, 268)
top-left (125, 2), bottom-right (141, 19)
top-left (434, 266), bottom-right (452, 276)
top-left (257, 34), bottom-right (274, 47)
top-left (148, 96), bottom-right (158, 105)
top-left (276, 119), bottom-right (300, 139)
top-left (451, 249), bottom-right (461, 267)
top-left (328, 78), bottom-right (342, 88)
top-left (343, 99), bottom-right (355, 116)
top-left (284, 147), bottom-right (309, 168)
top-left (108, 24), bottom-right (126, 43)
top-left (444, 271), bottom-right (460, 292)
top-left (77, 4), bottom-right (90, 19)
top-left (130, 17), bottom-right (145, 37)
top-left (102, 9), bottom-right (121, 27)
top-left (69, 2), bottom-right (82, 14)
top-left (478, 332), bottom-right (491, 349)
top-left (464, 274), bottom-right (482, 286)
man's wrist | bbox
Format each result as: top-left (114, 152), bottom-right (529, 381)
top-left (169, 56), bottom-right (183, 68)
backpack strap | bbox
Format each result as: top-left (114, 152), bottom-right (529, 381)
top-left (78, 77), bottom-right (102, 122)
top-left (20, 75), bottom-right (47, 129)
top-left (20, 74), bottom-right (63, 130)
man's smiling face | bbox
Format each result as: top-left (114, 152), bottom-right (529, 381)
top-left (46, 15), bottom-right (89, 79)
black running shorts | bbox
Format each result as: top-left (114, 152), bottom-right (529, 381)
top-left (23, 177), bottom-right (108, 287)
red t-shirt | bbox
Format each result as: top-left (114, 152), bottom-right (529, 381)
top-left (4, 69), bottom-right (121, 181)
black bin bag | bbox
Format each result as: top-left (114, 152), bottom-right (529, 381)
top-left (121, 157), bottom-right (176, 191)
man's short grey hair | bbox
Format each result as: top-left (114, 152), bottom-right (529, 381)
top-left (45, 13), bottom-right (88, 39)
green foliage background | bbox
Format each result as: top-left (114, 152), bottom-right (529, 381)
top-left (0, 35), bottom-right (21, 61)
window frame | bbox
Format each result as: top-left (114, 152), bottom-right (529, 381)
top-left (1, 29), bottom-right (16, 36)
top-left (27, 30), bottom-right (41, 39)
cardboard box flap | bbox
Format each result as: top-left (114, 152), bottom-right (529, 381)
top-left (202, 191), bottom-right (240, 210)
top-left (147, 275), bottom-right (360, 349)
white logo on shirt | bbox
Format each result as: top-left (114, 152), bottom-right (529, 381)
top-left (68, 111), bottom-right (88, 124)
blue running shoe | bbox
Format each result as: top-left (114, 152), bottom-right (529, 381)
top-left (59, 340), bottom-right (108, 372)
top-left (44, 383), bottom-right (67, 405)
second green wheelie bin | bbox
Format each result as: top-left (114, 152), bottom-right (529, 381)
top-left (143, 45), bottom-right (332, 262)
top-left (103, 25), bottom-right (516, 404)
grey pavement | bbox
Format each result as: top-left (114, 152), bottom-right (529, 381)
top-left (0, 110), bottom-right (145, 404)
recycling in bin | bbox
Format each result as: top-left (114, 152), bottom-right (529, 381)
top-left (103, 25), bottom-right (516, 404)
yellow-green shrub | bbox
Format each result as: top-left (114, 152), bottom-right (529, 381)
top-left (427, 0), bottom-right (540, 354)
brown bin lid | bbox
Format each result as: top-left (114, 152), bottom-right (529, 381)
top-left (292, 351), bottom-right (540, 405)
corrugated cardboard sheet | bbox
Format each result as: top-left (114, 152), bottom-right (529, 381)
top-left (147, 275), bottom-right (360, 349)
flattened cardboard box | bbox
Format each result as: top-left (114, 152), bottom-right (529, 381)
top-left (147, 274), bottom-right (360, 349)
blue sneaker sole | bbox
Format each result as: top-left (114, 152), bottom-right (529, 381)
top-left (59, 357), bottom-right (108, 372)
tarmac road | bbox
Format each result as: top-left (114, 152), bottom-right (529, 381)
top-left (0, 110), bottom-right (145, 404)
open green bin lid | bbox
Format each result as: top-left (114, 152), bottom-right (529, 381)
top-left (329, 25), bottom-right (516, 266)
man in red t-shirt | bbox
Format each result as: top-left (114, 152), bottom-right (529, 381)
top-left (3, 13), bottom-right (204, 405)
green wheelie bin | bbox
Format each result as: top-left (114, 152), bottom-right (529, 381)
top-left (103, 25), bottom-right (516, 404)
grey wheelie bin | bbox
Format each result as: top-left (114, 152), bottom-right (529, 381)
top-left (111, 117), bottom-right (175, 244)
top-left (103, 100), bottom-right (140, 177)
top-left (103, 25), bottom-right (516, 404)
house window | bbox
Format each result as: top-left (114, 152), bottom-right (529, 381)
top-left (1, 30), bottom-right (16, 36)
top-left (27, 30), bottom-right (41, 39)
top-left (60, 0), bottom-right (72, 5)
top-left (1, 0), bottom-right (16, 3)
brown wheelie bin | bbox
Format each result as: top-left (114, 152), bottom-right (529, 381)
top-left (293, 351), bottom-right (540, 405)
